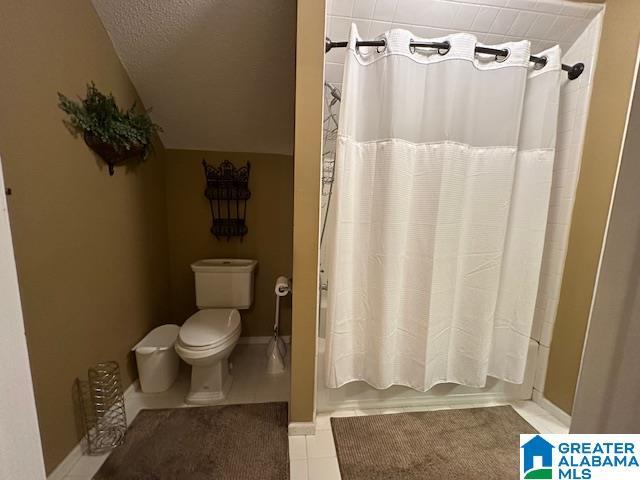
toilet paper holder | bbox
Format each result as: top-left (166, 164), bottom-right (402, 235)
top-left (268, 276), bottom-right (291, 374)
top-left (275, 276), bottom-right (291, 296)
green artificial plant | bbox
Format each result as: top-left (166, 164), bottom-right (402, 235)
top-left (58, 82), bottom-right (161, 161)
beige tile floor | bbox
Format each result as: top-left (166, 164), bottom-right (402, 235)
top-left (60, 344), bottom-right (569, 480)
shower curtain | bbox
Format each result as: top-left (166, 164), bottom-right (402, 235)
top-left (325, 26), bottom-right (562, 390)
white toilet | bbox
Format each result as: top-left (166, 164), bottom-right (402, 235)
top-left (175, 259), bottom-right (257, 404)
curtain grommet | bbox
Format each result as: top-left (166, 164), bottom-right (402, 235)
top-left (376, 39), bottom-right (387, 54)
top-left (533, 56), bottom-right (548, 70)
top-left (438, 41), bottom-right (451, 56)
top-left (495, 48), bottom-right (511, 63)
top-left (409, 39), bottom-right (416, 54)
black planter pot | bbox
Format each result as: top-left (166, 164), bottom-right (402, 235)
top-left (83, 132), bottom-right (146, 176)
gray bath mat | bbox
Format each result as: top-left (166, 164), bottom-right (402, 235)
top-left (331, 405), bottom-right (537, 480)
top-left (94, 402), bottom-right (289, 480)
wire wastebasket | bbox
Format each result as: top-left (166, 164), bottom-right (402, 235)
top-left (77, 361), bottom-right (127, 454)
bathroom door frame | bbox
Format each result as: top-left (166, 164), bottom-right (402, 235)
top-left (0, 157), bottom-right (46, 479)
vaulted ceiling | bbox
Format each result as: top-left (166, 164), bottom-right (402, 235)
top-left (91, 0), bottom-right (296, 155)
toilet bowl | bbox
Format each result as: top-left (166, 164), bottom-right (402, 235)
top-left (175, 309), bottom-right (241, 404)
top-left (175, 259), bottom-right (257, 405)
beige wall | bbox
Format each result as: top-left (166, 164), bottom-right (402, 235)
top-left (290, 0), bottom-right (325, 423)
top-left (164, 149), bottom-right (293, 336)
top-left (0, 1), bottom-right (170, 473)
top-left (545, 0), bottom-right (640, 414)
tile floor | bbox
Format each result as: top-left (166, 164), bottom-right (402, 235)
top-left (59, 344), bottom-right (569, 480)
top-left (291, 400), bottom-right (570, 480)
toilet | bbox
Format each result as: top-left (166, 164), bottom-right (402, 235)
top-left (175, 259), bottom-right (257, 404)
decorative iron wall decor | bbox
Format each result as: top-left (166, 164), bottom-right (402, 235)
top-left (202, 159), bottom-right (251, 240)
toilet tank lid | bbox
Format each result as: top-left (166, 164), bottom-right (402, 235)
top-left (191, 259), bottom-right (257, 273)
top-left (179, 309), bottom-right (241, 347)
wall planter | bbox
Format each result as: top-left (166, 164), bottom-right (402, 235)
top-left (83, 132), bottom-right (145, 176)
top-left (58, 82), bottom-right (161, 176)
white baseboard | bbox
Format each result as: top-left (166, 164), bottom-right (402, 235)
top-left (532, 389), bottom-right (572, 427)
top-left (238, 335), bottom-right (291, 345)
top-left (288, 421), bottom-right (316, 436)
top-left (46, 441), bottom-right (83, 480)
top-left (47, 381), bottom-right (138, 480)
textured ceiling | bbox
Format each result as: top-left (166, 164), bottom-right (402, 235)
top-left (91, 0), bottom-right (296, 155)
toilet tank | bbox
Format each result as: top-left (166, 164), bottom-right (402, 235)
top-left (191, 259), bottom-right (258, 309)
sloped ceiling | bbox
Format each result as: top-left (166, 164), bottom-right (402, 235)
top-left (91, 0), bottom-right (296, 155)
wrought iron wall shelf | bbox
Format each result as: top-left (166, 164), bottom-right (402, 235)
top-left (202, 159), bottom-right (251, 240)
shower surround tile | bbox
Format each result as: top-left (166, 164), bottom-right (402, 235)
top-left (531, 1), bottom-right (564, 15)
top-left (331, 0), bottom-right (356, 17)
top-left (531, 12), bottom-right (603, 362)
top-left (534, 345), bottom-right (551, 392)
top-left (450, 4), bottom-right (482, 30)
top-left (372, 0), bottom-right (400, 21)
top-left (507, 0), bottom-right (538, 10)
top-left (353, 0), bottom-right (377, 18)
top-left (472, 6), bottom-right (501, 31)
top-left (507, 11), bottom-right (539, 37)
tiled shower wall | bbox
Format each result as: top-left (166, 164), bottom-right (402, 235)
top-left (321, 0), bottom-right (604, 409)
top-left (531, 11), bottom-right (603, 403)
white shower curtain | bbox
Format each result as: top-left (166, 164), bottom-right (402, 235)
top-left (325, 26), bottom-right (562, 390)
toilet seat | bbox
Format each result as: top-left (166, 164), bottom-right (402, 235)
top-left (178, 309), bottom-right (241, 350)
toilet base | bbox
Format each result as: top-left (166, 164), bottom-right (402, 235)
top-left (185, 359), bottom-right (233, 405)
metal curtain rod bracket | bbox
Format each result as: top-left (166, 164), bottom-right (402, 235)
top-left (325, 38), bottom-right (585, 81)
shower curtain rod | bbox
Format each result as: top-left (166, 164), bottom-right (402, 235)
top-left (325, 38), bottom-right (585, 80)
